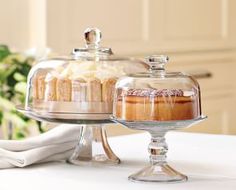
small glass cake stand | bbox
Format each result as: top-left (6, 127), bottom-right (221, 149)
top-left (111, 116), bottom-right (207, 183)
top-left (17, 105), bottom-right (120, 165)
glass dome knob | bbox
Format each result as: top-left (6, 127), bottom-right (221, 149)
top-left (84, 27), bottom-right (102, 49)
top-left (145, 55), bottom-right (169, 71)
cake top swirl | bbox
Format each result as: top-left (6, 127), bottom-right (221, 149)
top-left (121, 88), bottom-right (184, 97)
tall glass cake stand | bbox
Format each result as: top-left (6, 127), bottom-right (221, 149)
top-left (17, 105), bottom-right (120, 165)
top-left (111, 116), bottom-right (207, 183)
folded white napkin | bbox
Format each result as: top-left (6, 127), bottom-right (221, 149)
top-left (0, 124), bottom-right (81, 169)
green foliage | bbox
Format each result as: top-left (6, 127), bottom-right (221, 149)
top-left (0, 45), bottom-right (41, 139)
top-left (0, 45), bottom-right (11, 60)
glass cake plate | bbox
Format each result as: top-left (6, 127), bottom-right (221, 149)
top-left (17, 104), bottom-right (120, 165)
top-left (111, 115), bottom-right (207, 183)
top-left (17, 105), bottom-right (112, 124)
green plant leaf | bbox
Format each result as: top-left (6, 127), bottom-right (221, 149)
top-left (0, 45), bottom-right (11, 61)
top-left (0, 46), bottom-right (41, 139)
top-left (2, 53), bottom-right (26, 64)
top-left (0, 65), bottom-right (17, 82)
top-left (13, 72), bottom-right (26, 82)
top-left (0, 96), bottom-right (15, 111)
top-left (14, 82), bottom-right (27, 95)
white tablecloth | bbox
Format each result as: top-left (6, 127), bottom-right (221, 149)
top-left (0, 132), bottom-right (235, 190)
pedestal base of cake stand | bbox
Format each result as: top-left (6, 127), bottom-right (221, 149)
top-left (128, 132), bottom-right (188, 183)
top-left (67, 124), bottom-right (120, 165)
top-left (128, 163), bottom-right (187, 183)
top-left (16, 106), bottom-right (121, 166)
top-left (111, 116), bottom-right (207, 182)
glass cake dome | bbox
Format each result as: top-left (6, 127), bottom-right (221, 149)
top-left (113, 55), bottom-right (202, 121)
top-left (24, 28), bottom-right (147, 116)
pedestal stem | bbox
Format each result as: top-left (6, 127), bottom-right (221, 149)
top-left (149, 132), bottom-right (168, 165)
top-left (68, 124), bottom-right (120, 165)
top-left (128, 130), bottom-right (187, 182)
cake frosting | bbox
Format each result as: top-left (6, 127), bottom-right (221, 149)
top-left (60, 61), bottom-right (126, 82)
top-left (120, 89), bottom-right (184, 97)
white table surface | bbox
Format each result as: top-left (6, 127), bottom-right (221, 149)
top-left (0, 132), bottom-right (236, 190)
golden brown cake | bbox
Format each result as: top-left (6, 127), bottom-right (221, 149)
top-left (56, 77), bottom-right (72, 101)
top-left (102, 78), bottom-right (117, 102)
top-left (71, 78), bottom-right (87, 102)
top-left (36, 75), bottom-right (46, 100)
top-left (87, 78), bottom-right (102, 102)
top-left (115, 89), bottom-right (199, 121)
top-left (44, 75), bottom-right (57, 101)
top-left (33, 76), bottom-right (117, 103)
top-left (31, 61), bottom-right (124, 113)
top-left (32, 76), bottom-right (38, 100)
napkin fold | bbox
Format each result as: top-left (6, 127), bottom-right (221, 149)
top-left (0, 124), bottom-right (81, 169)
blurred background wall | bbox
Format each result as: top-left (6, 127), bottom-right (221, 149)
top-left (0, 0), bottom-right (236, 136)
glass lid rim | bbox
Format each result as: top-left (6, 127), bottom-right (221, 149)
top-left (127, 71), bottom-right (187, 78)
top-left (37, 55), bottom-right (147, 62)
top-left (72, 46), bottom-right (113, 56)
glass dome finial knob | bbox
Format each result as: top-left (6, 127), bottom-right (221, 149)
top-left (145, 55), bottom-right (169, 71)
top-left (84, 27), bottom-right (102, 49)
top-left (145, 55), bottom-right (169, 64)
